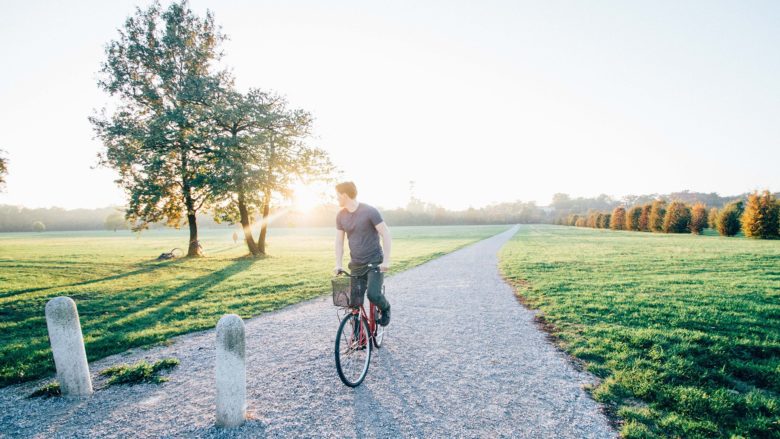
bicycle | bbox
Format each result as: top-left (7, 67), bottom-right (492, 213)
top-left (331, 264), bottom-right (386, 387)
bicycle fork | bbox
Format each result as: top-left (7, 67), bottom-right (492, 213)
top-left (350, 313), bottom-right (369, 349)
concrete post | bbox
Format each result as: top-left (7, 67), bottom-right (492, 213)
top-left (44, 296), bottom-right (93, 397)
top-left (216, 314), bottom-right (246, 427)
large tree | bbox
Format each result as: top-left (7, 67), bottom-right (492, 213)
top-left (210, 89), bottom-right (333, 255)
top-left (254, 94), bottom-right (333, 254)
top-left (209, 89), bottom-right (268, 255)
top-left (90, 1), bottom-right (227, 257)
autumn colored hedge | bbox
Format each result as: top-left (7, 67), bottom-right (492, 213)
top-left (663, 201), bottom-right (692, 233)
top-left (625, 206), bottom-right (642, 231)
top-left (638, 203), bottom-right (652, 232)
top-left (599, 213), bottom-right (611, 229)
top-left (690, 203), bottom-right (708, 235)
top-left (717, 201), bottom-right (743, 237)
top-left (741, 190), bottom-right (779, 239)
top-left (708, 207), bottom-right (719, 229)
top-left (611, 207), bottom-right (626, 230)
top-left (587, 212), bottom-right (598, 228)
top-left (649, 200), bottom-right (666, 232)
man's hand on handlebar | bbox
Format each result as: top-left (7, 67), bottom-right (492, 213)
top-left (333, 264), bottom-right (387, 276)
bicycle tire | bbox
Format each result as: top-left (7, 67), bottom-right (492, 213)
top-left (335, 312), bottom-right (371, 387)
top-left (372, 304), bottom-right (385, 348)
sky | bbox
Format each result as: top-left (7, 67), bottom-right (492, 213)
top-left (1, 0), bottom-right (778, 210)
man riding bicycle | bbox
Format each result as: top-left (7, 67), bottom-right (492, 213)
top-left (333, 181), bottom-right (392, 326)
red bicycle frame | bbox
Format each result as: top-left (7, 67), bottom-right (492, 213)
top-left (350, 299), bottom-right (378, 343)
top-left (336, 265), bottom-right (383, 349)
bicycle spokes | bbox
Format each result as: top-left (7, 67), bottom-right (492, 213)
top-left (335, 313), bottom-right (371, 387)
top-left (346, 317), bottom-right (368, 351)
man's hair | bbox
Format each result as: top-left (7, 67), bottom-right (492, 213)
top-left (335, 181), bottom-right (357, 199)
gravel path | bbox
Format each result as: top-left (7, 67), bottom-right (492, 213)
top-left (0, 226), bottom-right (616, 438)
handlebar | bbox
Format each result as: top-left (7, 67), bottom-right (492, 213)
top-left (335, 264), bottom-right (381, 278)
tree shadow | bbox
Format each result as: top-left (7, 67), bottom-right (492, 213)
top-left (0, 258), bottom-right (189, 299)
top-left (1, 257), bottom-right (259, 386)
top-left (85, 258), bottom-right (259, 356)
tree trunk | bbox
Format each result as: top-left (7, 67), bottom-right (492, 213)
top-left (256, 191), bottom-right (270, 255)
top-left (182, 150), bottom-right (202, 258)
top-left (237, 187), bottom-right (259, 256)
top-left (257, 137), bottom-right (275, 255)
top-left (186, 212), bottom-right (201, 257)
top-left (184, 185), bottom-right (201, 257)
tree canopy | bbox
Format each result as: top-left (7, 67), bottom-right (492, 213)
top-left (91, 1), bottom-right (334, 257)
top-left (208, 89), bottom-right (333, 255)
top-left (91, 1), bottom-right (229, 256)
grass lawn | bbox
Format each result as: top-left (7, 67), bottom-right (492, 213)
top-left (500, 225), bottom-right (780, 438)
top-left (0, 225), bottom-right (508, 387)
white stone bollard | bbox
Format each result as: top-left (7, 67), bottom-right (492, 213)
top-left (216, 314), bottom-right (246, 427)
top-left (44, 296), bottom-right (93, 397)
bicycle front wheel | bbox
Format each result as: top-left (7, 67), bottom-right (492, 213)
top-left (335, 312), bottom-right (371, 387)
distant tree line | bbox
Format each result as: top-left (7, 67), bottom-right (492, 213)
top-left (0, 205), bottom-right (213, 232)
top-left (560, 190), bottom-right (780, 239)
top-left (283, 200), bottom-right (546, 228)
top-left (4, 190), bottom-right (778, 233)
top-left (0, 205), bottom-right (120, 232)
top-left (549, 190), bottom-right (753, 218)
top-left (385, 199), bottom-right (545, 226)
top-left (0, 200), bottom-right (543, 232)
top-left (0, 205), bottom-right (230, 233)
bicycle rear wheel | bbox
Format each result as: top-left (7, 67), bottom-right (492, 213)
top-left (335, 312), bottom-right (371, 387)
top-left (372, 304), bottom-right (385, 348)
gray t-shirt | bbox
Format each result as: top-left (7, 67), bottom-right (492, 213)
top-left (337, 203), bottom-right (384, 265)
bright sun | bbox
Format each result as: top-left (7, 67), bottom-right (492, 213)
top-left (291, 182), bottom-right (329, 213)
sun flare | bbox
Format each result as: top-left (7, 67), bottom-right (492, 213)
top-left (291, 181), bottom-right (330, 213)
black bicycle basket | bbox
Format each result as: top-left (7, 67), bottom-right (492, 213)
top-left (332, 276), bottom-right (364, 307)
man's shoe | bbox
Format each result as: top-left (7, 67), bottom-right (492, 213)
top-left (378, 305), bottom-right (391, 326)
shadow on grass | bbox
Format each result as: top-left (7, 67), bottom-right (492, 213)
top-left (0, 258), bottom-right (189, 299)
top-left (0, 258), bottom-right (258, 387)
top-left (85, 257), bottom-right (258, 358)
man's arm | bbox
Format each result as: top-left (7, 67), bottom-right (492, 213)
top-left (334, 229), bottom-right (345, 275)
top-left (375, 221), bottom-right (392, 272)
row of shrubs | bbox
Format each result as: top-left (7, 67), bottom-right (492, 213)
top-left (559, 190), bottom-right (780, 239)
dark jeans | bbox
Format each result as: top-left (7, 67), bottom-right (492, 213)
top-left (349, 261), bottom-right (389, 311)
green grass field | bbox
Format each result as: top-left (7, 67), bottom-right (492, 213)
top-left (500, 225), bottom-right (780, 438)
top-left (0, 225), bottom-right (508, 387)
